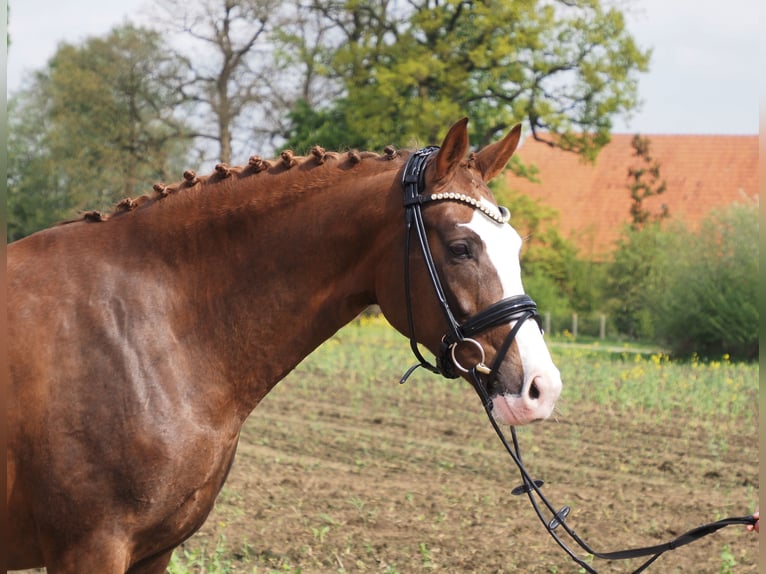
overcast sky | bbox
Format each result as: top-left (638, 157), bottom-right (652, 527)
top-left (6, 0), bottom-right (761, 135)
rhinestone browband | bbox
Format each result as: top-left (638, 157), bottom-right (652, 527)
top-left (426, 192), bottom-right (511, 224)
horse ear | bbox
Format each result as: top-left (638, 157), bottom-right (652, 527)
top-left (473, 124), bottom-right (523, 182)
top-left (432, 117), bottom-right (470, 181)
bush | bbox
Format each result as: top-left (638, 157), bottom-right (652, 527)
top-left (608, 199), bottom-right (758, 359)
top-left (522, 267), bottom-right (571, 318)
top-left (651, 201), bottom-right (758, 359)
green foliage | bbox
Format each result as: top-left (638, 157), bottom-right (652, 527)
top-left (6, 94), bottom-right (70, 240)
top-left (7, 24), bottom-right (190, 241)
top-left (719, 544), bottom-right (736, 574)
top-left (606, 134), bottom-right (669, 337)
top-left (282, 0), bottom-right (649, 155)
top-left (607, 201), bottom-right (758, 359)
top-left (606, 223), bottom-right (662, 339)
top-left (551, 344), bottom-right (757, 426)
top-left (523, 270), bottom-right (571, 318)
top-left (651, 202), bottom-right (758, 359)
top-left (279, 99), bottom-right (367, 153)
top-left (167, 538), bottom-right (232, 573)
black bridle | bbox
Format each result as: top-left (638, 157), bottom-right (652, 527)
top-left (399, 146), bottom-right (540, 386)
top-left (398, 146), bottom-right (756, 573)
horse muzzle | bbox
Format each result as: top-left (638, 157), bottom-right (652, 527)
top-left (438, 296), bottom-right (562, 426)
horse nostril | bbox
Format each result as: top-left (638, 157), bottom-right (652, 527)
top-left (528, 378), bottom-right (541, 400)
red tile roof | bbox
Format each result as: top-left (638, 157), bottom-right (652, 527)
top-left (505, 134), bottom-right (758, 260)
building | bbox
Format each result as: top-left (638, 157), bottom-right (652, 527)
top-left (506, 134), bottom-right (758, 260)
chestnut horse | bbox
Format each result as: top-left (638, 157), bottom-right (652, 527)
top-left (6, 118), bottom-right (561, 572)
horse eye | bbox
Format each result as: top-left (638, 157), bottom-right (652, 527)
top-left (449, 243), bottom-right (471, 258)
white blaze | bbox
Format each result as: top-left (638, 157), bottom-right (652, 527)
top-left (460, 203), bottom-right (562, 425)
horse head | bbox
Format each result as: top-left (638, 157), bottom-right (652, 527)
top-left (377, 118), bottom-right (561, 426)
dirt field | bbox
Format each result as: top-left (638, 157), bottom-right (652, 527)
top-left (181, 341), bottom-right (759, 573)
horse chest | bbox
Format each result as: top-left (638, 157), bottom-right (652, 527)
top-left (121, 428), bottom-right (241, 556)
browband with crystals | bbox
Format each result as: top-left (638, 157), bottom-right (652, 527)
top-left (403, 190), bottom-right (511, 225)
top-left (425, 192), bottom-right (511, 224)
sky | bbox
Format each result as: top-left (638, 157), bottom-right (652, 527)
top-left (6, 0), bottom-right (762, 136)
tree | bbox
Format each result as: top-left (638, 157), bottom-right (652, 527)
top-left (7, 25), bottom-right (190, 240)
top-left (605, 223), bottom-right (662, 339)
top-left (282, 0), bottom-right (650, 157)
top-left (606, 136), bottom-right (669, 338)
top-left (280, 98), bottom-right (366, 152)
top-left (151, 0), bottom-right (285, 163)
top-left (627, 134), bottom-right (667, 229)
top-left (607, 198), bottom-right (758, 357)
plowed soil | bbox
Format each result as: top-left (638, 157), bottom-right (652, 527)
top-left (186, 361), bottom-right (759, 573)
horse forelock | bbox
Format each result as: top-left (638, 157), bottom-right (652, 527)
top-left (71, 146), bottom-right (405, 224)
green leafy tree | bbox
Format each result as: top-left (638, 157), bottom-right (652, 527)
top-left (606, 136), bottom-right (668, 338)
top-left (282, 0), bottom-right (650, 156)
top-left (606, 223), bottom-right (662, 339)
top-left (7, 94), bottom-right (69, 240)
top-left (280, 99), bottom-right (366, 152)
top-left (608, 200), bottom-right (758, 358)
top-left (8, 25), bottom-right (190, 240)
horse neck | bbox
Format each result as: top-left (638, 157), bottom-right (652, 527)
top-left (126, 159), bottom-right (403, 417)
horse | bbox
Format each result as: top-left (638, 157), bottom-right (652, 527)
top-left (6, 117), bottom-right (562, 572)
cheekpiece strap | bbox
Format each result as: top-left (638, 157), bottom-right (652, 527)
top-left (401, 146), bottom-right (459, 380)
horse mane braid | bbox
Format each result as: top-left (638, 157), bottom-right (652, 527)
top-left (83, 145), bottom-right (403, 223)
top-left (214, 163), bottom-right (232, 178)
top-left (183, 170), bottom-right (200, 187)
top-left (280, 150), bottom-right (297, 169)
top-left (310, 146), bottom-right (326, 164)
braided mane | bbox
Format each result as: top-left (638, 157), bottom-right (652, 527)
top-left (73, 145), bottom-right (403, 223)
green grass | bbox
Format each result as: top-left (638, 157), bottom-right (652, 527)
top-left (551, 345), bottom-right (758, 423)
top-left (302, 314), bottom-right (758, 425)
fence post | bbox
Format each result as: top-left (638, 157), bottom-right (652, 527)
top-left (544, 312), bottom-right (551, 335)
top-left (599, 314), bottom-right (606, 340)
top-left (572, 313), bottom-right (578, 339)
